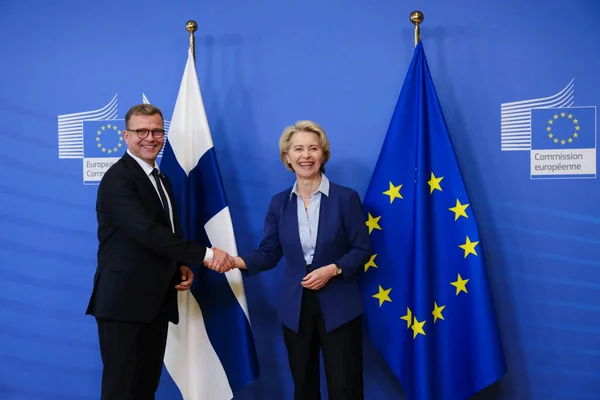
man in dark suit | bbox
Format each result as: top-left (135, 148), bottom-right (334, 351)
top-left (86, 104), bottom-right (232, 400)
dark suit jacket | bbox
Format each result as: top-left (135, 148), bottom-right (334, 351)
top-left (86, 152), bottom-right (206, 324)
top-left (242, 182), bottom-right (371, 332)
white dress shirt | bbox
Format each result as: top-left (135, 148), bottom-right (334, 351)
top-left (291, 174), bottom-right (330, 265)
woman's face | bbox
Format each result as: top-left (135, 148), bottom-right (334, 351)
top-left (285, 131), bottom-right (324, 179)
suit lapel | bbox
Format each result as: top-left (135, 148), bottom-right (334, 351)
top-left (283, 193), bottom-right (306, 264)
top-left (312, 188), bottom-right (332, 264)
top-left (122, 153), bottom-right (166, 219)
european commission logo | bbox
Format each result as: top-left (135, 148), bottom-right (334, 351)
top-left (58, 94), bottom-right (169, 184)
top-left (500, 79), bottom-right (597, 179)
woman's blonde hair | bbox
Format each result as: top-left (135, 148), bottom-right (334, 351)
top-left (279, 120), bottom-right (331, 173)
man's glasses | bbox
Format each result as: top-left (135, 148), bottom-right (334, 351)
top-left (127, 128), bottom-right (166, 139)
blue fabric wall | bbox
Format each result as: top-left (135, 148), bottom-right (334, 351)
top-left (1, 0), bottom-right (599, 398)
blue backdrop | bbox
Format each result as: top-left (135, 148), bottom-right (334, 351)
top-left (1, 0), bottom-right (600, 399)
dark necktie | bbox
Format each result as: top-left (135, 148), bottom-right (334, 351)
top-left (151, 168), bottom-right (172, 229)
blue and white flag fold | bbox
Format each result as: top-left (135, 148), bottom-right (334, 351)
top-left (161, 48), bottom-right (259, 400)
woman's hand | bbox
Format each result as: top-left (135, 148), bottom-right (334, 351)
top-left (301, 264), bottom-right (338, 290)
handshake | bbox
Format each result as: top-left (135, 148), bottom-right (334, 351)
top-left (204, 247), bottom-right (243, 274)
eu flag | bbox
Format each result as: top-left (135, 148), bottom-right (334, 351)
top-left (361, 42), bottom-right (506, 400)
top-left (83, 120), bottom-right (126, 158)
top-left (531, 107), bottom-right (596, 150)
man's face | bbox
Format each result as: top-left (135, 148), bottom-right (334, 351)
top-left (123, 113), bottom-right (165, 165)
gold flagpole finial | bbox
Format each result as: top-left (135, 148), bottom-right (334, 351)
top-left (410, 11), bottom-right (424, 47)
top-left (185, 20), bottom-right (198, 61)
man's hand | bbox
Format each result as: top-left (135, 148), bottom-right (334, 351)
top-left (301, 264), bottom-right (337, 290)
top-left (205, 247), bottom-right (234, 273)
top-left (175, 265), bottom-right (194, 291)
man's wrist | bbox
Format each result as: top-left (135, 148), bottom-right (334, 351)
top-left (204, 247), bottom-right (214, 262)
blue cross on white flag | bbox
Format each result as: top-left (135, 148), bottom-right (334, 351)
top-left (160, 48), bottom-right (259, 399)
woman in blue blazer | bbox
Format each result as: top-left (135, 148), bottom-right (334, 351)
top-left (228, 121), bottom-right (371, 399)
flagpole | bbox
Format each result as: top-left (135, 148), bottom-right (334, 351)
top-left (185, 20), bottom-right (198, 62)
top-left (410, 11), bottom-right (424, 47)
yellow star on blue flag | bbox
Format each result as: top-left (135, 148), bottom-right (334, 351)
top-left (360, 42), bottom-right (506, 400)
